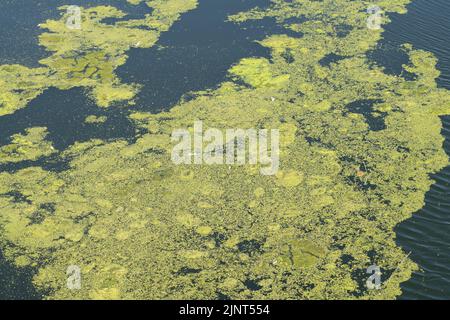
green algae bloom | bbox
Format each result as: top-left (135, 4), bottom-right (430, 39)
top-left (229, 57), bottom-right (290, 88)
top-left (0, 0), bottom-right (198, 115)
top-left (1, 0), bottom-right (450, 300)
top-left (85, 115), bottom-right (108, 124)
top-left (0, 127), bottom-right (56, 164)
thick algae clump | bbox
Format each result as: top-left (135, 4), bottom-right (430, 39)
top-left (1, 0), bottom-right (450, 300)
top-left (0, 0), bottom-right (198, 115)
top-left (0, 127), bottom-right (56, 163)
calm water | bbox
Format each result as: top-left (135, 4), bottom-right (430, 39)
top-left (0, 0), bottom-right (449, 299)
top-left (380, 0), bottom-right (450, 300)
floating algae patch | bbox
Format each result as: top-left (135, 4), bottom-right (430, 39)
top-left (0, 0), bottom-right (199, 116)
top-left (0, 87), bottom-right (136, 151)
top-left (0, 251), bottom-right (41, 300)
top-left (229, 57), bottom-right (290, 89)
top-left (115, 0), bottom-right (292, 113)
top-left (375, 0), bottom-right (450, 299)
top-left (1, 0), bottom-right (450, 300)
top-left (0, 127), bottom-right (56, 164)
top-left (85, 115), bottom-right (108, 124)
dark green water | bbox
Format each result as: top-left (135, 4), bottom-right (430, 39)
top-left (0, 0), bottom-right (449, 299)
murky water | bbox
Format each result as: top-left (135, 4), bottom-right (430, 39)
top-left (0, 0), bottom-right (449, 299)
top-left (0, 0), bottom-right (286, 150)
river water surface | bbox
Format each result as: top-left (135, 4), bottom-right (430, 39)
top-left (0, 0), bottom-right (449, 300)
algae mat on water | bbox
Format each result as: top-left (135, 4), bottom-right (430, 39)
top-left (1, 0), bottom-right (450, 299)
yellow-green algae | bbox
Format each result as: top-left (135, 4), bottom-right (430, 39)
top-left (0, 127), bottom-right (56, 163)
top-left (0, 0), bottom-right (450, 300)
top-left (85, 115), bottom-right (108, 124)
top-left (0, 0), bottom-right (198, 115)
